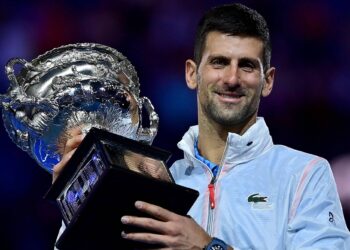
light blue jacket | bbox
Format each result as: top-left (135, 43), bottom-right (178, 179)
top-left (170, 118), bottom-right (350, 250)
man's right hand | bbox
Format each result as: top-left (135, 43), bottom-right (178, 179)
top-left (52, 127), bottom-right (85, 183)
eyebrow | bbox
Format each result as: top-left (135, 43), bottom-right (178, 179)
top-left (206, 55), bottom-right (262, 66)
top-left (207, 55), bottom-right (230, 62)
top-left (238, 57), bottom-right (261, 66)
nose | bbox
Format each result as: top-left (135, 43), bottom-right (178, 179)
top-left (222, 64), bottom-right (239, 86)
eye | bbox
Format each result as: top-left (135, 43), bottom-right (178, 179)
top-left (209, 57), bottom-right (230, 68)
top-left (239, 59), bottom-right (257, 72)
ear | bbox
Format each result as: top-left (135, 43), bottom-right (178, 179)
top-left (185, 59), bottom-right (198, 90)
top-left (262, 67), bottom-right (275, 97)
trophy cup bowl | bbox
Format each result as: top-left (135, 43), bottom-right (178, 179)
top-left (0, 43), bottom-right (158, 172)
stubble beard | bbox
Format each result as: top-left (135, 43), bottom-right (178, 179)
top-left (199, 78), bottom-right (263, 128)
top-left (203, 97), bottom-right (260, 127)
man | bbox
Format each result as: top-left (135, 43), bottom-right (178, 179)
top-left (54, 3), bottom-right (350, 249)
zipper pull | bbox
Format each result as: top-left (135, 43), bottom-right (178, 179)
top-left (208, 177), bottom-right (215, 209)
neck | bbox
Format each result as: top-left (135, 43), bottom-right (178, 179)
top-left (197, 112), bottom-right (257, 165)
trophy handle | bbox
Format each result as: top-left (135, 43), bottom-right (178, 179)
top-left (138, 96), bottom-right (159, 143)
top-left (1, 58), bottom-right (29, 107)
top-left (5, 58), bottom-right (33, 90)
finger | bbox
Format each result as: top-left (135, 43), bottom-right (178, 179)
top-left (64, 134), bottom-right (85, 155)
top-left (121, 230), bottom-right (172, 247)
top-left (52, 148), bottom-right (77, 183)
top-left (134, 201), bottom-right (177, 221)
top-left (66, 127), bottom-right (83, 137)
top-left (121, 216), bottom-right (167, 234)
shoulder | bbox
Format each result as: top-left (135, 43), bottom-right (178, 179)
top-left (272, 144), bottom-right (323, 160)
top-left (261, 144), bottom-right (333, 192)
top-left (270, 144), bottom-right (330, 172)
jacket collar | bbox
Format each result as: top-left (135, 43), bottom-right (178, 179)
top-left (177, 117), bottom-right (273, 168)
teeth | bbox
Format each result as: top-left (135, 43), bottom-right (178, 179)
top-left (219, 93), bottom-right (240, 98)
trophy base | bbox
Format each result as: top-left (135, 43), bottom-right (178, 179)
top-left (45, 128), bottom-right (199, 250)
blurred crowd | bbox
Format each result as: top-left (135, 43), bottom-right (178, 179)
top-left (0, 0), bottom-right (349, 249)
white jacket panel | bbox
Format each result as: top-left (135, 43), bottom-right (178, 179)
top-left (170, 118), bottom-right (350, 250)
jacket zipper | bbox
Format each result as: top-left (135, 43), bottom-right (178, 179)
top-left (208, 177), bottom-right (216, 209)
top-left (207, 175), bottom-right (215, 235)
top-left (206, 143), bottom-right (228, 235)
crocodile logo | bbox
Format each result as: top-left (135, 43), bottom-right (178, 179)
top-left (248, 193), bottom-right (267, 203)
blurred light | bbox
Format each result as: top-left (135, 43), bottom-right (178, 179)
top-left (331, 154), bottom-right (350, 210)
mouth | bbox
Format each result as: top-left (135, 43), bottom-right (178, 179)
top-left (214, 91), bottom-right (245, 104)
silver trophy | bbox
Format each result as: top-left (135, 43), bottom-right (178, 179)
top-left (0, 43), bottom-right (198, 249)
top-left (0, 43), bottom-right (158, 173)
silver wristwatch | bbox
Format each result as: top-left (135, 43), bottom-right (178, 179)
top-left (204, 237), bottom-right (228, 250)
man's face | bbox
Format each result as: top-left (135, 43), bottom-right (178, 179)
top-left (188, 31), bottom-right (273, 128)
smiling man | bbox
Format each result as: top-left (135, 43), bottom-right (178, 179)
top-left (119, 4), bottom-right (350, 249)
top-left (54, 3), bottom-right (350, 250)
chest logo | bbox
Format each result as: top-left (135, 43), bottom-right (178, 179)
top-left (248, 193), bottom-right (267, 203)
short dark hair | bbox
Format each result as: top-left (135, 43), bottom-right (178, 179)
top-left (194, 3), bottom-right (271, 71)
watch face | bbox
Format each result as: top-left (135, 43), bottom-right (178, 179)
top-left (207, 238), bottom-right (227, 250)
top-left (210, 244), bottom-right (224, 250)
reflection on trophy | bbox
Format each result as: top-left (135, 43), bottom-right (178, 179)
top-left (0, 43), bottom-right (198, 249)
top-left (0, 43), bottom-right (158, 173)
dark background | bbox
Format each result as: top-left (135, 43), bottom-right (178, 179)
top-left (0, 0), bottom-right (349, 249)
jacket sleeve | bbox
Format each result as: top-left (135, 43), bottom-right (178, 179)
top-left (286, 159), bottom-right (350, 249)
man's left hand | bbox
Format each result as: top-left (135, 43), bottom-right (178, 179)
top-left (121, 201), bottom-right (211, 249)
